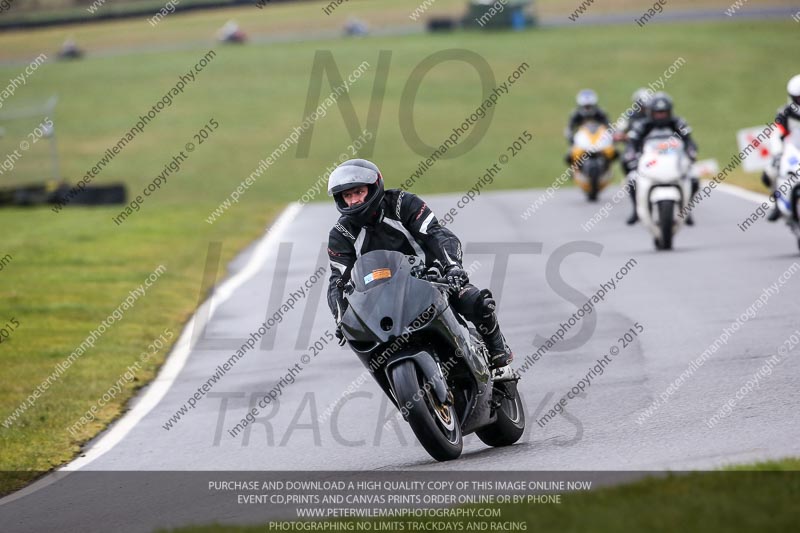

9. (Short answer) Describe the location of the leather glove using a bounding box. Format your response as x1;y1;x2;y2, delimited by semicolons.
341;279;355;296
444;266;469;292
425;263;444;282
335;324;346;346
623;148;638;163
410;263;427;279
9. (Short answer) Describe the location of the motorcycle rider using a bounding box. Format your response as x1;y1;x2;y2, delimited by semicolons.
619;88;653;139
764;74;800;222
326;159;514;375
620;88;653;224
564;89;611;165
624;92;699;225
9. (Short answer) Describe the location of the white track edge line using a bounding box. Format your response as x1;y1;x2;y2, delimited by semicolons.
0;202;303;506
713;181;769;204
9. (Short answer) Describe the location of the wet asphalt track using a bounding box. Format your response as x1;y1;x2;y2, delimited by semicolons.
2;183;799;532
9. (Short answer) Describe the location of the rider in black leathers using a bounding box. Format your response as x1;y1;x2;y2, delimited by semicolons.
564;89;611;166
326;159;513;372
624;93;699;225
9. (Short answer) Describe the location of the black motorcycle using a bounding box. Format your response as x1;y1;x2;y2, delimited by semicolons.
339;250;525;461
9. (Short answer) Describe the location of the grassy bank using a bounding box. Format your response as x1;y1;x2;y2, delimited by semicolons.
0;14;794;494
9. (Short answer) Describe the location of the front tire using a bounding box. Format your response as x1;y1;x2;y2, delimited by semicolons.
588;178;599;202
587;164;600;202
390;359;462;461
476;381;525;447
657;200;674;250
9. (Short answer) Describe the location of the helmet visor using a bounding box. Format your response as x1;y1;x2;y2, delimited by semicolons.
652;110;670;122
336;185;370;209
328;166;380;196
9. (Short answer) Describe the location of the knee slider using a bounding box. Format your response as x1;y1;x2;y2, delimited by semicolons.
478;288;496;318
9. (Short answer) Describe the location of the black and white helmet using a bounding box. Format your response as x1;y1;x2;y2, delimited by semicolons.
787;74;800;107
327;159;385;224
648;92;673;126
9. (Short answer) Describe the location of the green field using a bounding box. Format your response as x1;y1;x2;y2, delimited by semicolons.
0;7;795;494
2;0;797;60
165;459;800;533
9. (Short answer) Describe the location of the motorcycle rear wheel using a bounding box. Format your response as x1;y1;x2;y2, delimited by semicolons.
476;381;525;447
390;360;462;461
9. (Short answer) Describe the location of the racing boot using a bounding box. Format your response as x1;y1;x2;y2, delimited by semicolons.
471;290;515;380
478;318;514;381
767;200;781;222
626;179;638;225
685;177;699;226
763;172;781;222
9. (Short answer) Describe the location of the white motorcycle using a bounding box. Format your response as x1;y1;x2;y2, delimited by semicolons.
634;135;693;250
775;135;800;250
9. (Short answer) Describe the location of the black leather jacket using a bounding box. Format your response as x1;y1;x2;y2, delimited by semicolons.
627;116;698;158
326;189;462;319
566;107;611;141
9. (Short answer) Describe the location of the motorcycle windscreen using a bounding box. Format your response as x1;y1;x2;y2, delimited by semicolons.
344;250;442;343
574;121;613;150
642;135;685;155
639;136;690;180
350;250;408;292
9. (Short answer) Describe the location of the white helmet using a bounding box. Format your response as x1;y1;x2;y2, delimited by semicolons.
632;88;652;107
576;89;598;118
576;89;598;107
787;74;800;107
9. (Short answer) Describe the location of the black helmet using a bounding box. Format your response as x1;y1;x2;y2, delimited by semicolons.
648;92;673;126
327;159;385;225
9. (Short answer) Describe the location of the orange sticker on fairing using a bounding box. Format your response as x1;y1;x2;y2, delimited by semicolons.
372;268;392;280
363;268;392;284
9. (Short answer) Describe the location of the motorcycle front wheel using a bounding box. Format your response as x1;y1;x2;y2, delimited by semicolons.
587;166;601;202
656;199;675;250
588;179;599;201
390;359;462;461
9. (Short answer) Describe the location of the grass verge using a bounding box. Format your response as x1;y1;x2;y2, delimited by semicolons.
163;458;800;533
0;14;794;494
